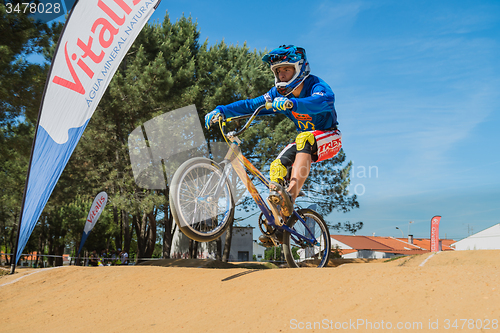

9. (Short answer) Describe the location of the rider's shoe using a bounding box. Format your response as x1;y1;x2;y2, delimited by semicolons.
258;230;284;247
258;234;278;248
268;181;293;217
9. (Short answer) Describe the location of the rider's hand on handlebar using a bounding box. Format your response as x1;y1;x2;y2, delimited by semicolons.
272;97;294;111
205;109;222;129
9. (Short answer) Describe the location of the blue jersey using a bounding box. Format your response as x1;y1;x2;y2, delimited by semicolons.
215;75;338;132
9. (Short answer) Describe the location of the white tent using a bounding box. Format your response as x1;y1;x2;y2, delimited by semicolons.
451;224;500;250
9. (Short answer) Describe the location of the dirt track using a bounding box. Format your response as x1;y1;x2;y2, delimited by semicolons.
1;250;499;332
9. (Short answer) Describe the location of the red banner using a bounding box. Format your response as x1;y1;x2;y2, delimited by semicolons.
430;216;441;252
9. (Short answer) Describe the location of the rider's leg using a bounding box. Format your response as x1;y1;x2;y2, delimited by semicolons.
269;158;288;185
268;132;315;216
287;128;343;202
268;156;294;217
287;152;312;203
285;131;315;203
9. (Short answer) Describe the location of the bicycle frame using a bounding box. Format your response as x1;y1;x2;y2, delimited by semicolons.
213;106;321;247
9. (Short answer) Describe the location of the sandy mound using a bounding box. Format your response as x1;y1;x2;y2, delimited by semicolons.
1;250;499;333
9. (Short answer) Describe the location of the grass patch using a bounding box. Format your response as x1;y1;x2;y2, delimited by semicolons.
397;254;420;266
384;256;405;263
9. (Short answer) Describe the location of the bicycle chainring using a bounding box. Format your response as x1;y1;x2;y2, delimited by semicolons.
258;212;276;235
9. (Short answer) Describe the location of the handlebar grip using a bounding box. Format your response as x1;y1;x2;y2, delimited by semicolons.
265;100;294;110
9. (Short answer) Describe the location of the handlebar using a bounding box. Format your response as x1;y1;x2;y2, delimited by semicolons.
220;101;293;139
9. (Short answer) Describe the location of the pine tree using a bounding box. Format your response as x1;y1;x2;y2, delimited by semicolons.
0;2;50;124
0;3;52;264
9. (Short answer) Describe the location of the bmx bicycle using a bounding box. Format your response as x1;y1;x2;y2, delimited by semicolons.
169;102;331;268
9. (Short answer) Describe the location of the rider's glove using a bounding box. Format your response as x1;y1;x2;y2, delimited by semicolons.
272;97;293;111
205;109;222;129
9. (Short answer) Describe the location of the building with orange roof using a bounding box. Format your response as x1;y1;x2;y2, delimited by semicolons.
331;235;454;259
396;237;455;251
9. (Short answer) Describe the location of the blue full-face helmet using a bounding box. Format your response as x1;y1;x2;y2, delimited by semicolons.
262;45;310;96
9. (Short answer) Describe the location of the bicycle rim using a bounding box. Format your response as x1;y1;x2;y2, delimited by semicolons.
173;160;233;240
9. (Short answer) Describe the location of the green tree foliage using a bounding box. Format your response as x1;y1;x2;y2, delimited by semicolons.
0;1;51;124
301;149;360;219
0;123;33;263
0;3;53;264
264;246;282;261
331;221;364;235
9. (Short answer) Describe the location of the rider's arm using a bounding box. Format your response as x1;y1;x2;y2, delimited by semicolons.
215;90;277;118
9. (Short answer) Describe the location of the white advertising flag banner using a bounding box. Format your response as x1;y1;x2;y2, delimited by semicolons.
15;0;161;264
84;192;108;234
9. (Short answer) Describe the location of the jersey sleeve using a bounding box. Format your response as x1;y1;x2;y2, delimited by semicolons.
215;88;278;117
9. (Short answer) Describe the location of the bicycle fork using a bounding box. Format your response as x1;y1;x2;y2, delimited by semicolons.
282;211;321;247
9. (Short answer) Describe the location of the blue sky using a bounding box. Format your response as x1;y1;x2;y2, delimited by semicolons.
42;0;499;241
149;0;500;241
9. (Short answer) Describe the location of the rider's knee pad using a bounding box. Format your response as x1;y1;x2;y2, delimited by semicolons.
269;159;287;183
296;132;315;153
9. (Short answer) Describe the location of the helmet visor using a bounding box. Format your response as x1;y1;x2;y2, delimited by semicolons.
262;46;301;66
265;54;289;66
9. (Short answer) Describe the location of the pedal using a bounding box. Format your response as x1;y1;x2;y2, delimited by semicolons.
268;190;282;204
268;182;293;217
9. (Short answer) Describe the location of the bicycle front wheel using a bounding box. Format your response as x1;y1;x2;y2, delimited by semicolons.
282;208;331;268
169;157;235;242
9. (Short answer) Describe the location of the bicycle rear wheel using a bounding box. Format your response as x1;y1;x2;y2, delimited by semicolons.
282;208;331;268
169;157;234;242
